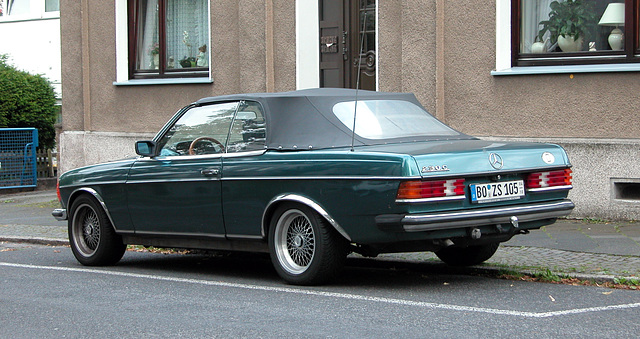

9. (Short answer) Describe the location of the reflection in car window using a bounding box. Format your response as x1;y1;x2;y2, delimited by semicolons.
333;100;459;139
227;101;266;153
157;102;238;156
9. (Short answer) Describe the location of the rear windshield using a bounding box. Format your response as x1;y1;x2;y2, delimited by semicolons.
333;100;459;140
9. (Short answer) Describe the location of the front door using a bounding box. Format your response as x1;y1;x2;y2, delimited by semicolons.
126;102;239;237
319;0;376;90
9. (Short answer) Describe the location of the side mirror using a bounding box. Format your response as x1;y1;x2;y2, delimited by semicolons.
135;140;157;157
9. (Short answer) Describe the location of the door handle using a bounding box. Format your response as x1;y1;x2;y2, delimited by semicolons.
201;168;220;177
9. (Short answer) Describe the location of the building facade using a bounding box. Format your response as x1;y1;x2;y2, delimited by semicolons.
59;0;640;220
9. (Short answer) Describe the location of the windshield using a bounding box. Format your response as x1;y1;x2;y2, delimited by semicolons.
333;100;459;140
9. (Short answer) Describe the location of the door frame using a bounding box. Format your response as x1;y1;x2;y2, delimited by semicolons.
295;0;378;91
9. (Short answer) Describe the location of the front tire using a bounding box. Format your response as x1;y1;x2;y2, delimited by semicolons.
268;204;347;285
69;195;126;266
435;242;500;266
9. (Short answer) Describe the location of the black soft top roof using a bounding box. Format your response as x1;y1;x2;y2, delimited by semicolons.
194;88;468;151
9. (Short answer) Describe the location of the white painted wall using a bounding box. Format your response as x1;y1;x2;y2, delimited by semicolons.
295;0;319;89
0;13;61;99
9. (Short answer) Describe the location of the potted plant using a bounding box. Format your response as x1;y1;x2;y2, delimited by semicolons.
538;0;597;52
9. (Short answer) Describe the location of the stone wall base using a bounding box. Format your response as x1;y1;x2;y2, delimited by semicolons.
58;131;154;175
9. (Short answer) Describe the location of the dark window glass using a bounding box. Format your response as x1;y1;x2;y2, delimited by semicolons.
129;0;209;79
514;0;639;66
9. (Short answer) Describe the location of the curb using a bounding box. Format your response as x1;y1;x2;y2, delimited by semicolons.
2;236;635;285
362;255;635;285
0;236;68;247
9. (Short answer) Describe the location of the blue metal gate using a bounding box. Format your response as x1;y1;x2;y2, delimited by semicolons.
0;128;39;189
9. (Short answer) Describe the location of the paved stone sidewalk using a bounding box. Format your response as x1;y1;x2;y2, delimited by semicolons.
373;245;640;280
0;224;68;246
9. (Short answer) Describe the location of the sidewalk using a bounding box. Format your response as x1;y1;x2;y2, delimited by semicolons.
1;190;639;282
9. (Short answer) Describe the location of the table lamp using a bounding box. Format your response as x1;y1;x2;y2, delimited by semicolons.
598;3;625;50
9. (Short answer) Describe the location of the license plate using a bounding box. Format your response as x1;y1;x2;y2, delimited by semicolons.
470;180;525;204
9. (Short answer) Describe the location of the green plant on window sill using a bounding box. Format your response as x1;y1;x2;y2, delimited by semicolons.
537;0;597;52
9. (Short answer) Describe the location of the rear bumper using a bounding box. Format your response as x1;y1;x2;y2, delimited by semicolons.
376;199;574;232
52;208;67;221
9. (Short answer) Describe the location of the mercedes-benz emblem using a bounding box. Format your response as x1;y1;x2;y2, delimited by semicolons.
489;153;503;170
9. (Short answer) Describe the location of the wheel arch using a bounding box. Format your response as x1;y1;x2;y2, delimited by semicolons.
68;187;118;231
261;194;352;242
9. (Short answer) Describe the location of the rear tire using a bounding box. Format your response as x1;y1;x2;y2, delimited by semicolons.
268;204;348;285
69;195;126;266
435;242;500;266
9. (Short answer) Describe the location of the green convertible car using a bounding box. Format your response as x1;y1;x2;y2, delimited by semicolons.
53;88;574;285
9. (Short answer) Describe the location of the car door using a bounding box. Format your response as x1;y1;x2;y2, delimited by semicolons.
126;101;239;236
220;101;269;238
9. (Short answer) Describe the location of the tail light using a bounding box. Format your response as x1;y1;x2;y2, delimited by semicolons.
526;169;572;190
397;179;465;202
56;180;61;202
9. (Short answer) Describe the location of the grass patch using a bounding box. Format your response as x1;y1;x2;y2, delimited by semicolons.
496;268;639;290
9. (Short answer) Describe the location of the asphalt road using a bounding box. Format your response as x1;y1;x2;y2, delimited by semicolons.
1;243;639;338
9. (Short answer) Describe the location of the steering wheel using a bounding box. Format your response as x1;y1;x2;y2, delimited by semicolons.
188;137;225;155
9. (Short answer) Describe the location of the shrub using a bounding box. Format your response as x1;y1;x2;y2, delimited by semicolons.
0;54;58;149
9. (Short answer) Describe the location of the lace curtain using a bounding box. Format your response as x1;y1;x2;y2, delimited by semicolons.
136;0;208;71
520;0;557;53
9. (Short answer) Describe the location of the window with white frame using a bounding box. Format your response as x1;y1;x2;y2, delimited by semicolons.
128;0;210;79
0;0;59;18
513;0;639;66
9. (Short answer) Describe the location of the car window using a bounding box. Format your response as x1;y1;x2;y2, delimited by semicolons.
333;100;459;139
156;102;238;156
226;101;267;153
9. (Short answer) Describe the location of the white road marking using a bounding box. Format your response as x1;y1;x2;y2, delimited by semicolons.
2;262;639;318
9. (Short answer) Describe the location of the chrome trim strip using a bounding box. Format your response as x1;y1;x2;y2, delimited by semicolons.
262;194;352;242
126;178;219;185
420;166;571;179
68;188;118;231
135;150;267;162
225;234;264;240
133;230;226;239
401;200;574;232
223;175;414;181
137;154;223;161
527;185;573;193
395;195;466;204
124;176;414;185
60;181;126;189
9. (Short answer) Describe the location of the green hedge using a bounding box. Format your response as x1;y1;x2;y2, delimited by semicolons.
0;54;57;150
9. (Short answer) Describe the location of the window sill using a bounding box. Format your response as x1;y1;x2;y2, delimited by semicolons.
113;78;213;86
491;63;640;76
0;14;60;23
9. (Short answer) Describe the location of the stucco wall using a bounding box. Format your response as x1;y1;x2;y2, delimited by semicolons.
438;1;639;139
378;1;438;113
60;0;296;136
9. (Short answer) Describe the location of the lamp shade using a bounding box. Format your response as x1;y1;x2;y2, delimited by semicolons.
599;3;625;26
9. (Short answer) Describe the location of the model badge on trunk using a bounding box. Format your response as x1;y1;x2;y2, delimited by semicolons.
421;165;449;173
